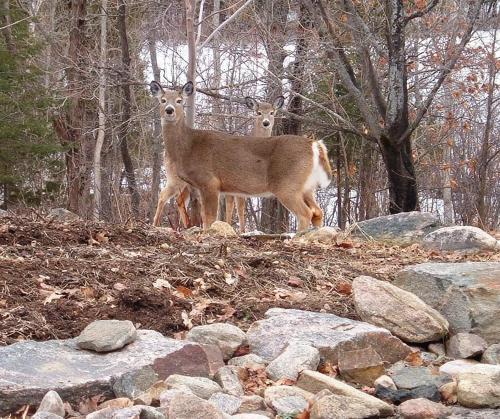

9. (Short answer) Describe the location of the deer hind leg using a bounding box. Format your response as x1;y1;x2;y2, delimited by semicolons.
304;191;323;227
153;179;185;227
276;192;312;233
236;197;246;233
175;186;191;228
225;195;235;225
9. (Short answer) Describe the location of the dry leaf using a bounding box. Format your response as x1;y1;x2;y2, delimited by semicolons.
335;281;352;295
318;361;338;377
80;287;96;299
233;344;250;357
217;305;236;321
275;378;296;386
176;285;194;298
405;350;423;366
287;276;304;288
95;232;109;244
43;291;64;305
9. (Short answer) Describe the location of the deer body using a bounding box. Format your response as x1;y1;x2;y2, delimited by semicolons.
151;81;331;231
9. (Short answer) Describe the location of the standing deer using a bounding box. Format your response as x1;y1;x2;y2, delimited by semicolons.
225;96;284;232
150;81;331;231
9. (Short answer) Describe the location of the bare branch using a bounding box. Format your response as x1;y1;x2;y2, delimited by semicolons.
405;0;440;24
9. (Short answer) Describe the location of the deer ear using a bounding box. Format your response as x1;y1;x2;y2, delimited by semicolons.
182;81;194;97
150;81;163;98
273;96;285;110
245;97;258;110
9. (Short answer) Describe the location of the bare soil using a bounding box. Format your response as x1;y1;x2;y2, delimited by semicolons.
1;215;498;346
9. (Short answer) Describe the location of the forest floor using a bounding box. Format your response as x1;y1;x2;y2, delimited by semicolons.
1;215;499;346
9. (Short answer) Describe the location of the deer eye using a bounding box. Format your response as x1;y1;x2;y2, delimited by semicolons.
257;111;262;115
176;98;182;104
270;111;274;115
161;98;166;103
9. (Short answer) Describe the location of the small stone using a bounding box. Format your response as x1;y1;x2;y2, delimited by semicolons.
187;323;246;360
113;366;159;399
310;394;379;419
238;395;266;413
207;221;237;236
214;366;245;396
164;374;222;399
374;375;397;390
481;344;500;365
421;351;438;365
76;319;137;352
338;347;385;386
111;405;165;419
266;343;320;381
456;369;500;408
228;354;268;368
446;333;488;359
208;392;242;415
36;391;65;417
428;343;446;357
31;413;63;419
263;385;313;415
439;381;458;405
168;392;225;418
399;398;451;418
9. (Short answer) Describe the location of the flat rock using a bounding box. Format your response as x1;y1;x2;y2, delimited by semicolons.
338;347;384;386
399;398;451;418
168;392;225;419
439;360;500;377
263;385;312;416
209;392;242;415
246;308;412;364
214;366;245;396
35;391;65;417
266;343;320;381
297;370;394;416
112;366;158;399
187;323;246;360
48;207;80;222
76;320;137;353
423;226;499;252
352;211;442;245
375;384;441;404
394;262;500;343
310;394;379;419
0;330;219;415
446;333;488;359
228;354;268;368
353;276;449;343
482;344;500;364
165;374;222;399
389;366;452;390
238;395;266;413
457;369;500;408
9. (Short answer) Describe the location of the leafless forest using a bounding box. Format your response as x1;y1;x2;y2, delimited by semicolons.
1;0;499;233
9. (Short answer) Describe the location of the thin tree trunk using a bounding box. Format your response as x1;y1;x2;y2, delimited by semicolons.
1;0;17;54
442;140;454;224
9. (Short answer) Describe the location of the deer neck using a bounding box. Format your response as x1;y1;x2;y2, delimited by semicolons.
161;119;192;163
253;124;272;138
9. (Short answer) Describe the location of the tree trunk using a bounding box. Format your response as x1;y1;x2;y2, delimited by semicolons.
117;0;140;218
358;142;378;220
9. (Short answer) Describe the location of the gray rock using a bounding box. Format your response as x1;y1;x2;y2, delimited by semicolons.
456;369;500;408
165;374;222;399
264;386;312;416
112;366;158;399
231;414;271;419
209;392;242;415
228;354;268;368
266;343;320;381
310;394;379;419
449;406;500;418
35;390;65;417
439;360;500;377
238;395;266;413
423;226;499;252
352;211;442;245
398;398;451;419
31;413;63;419
159;387;194;409
482;344;500;364
0;330;219;415
375;384;441;404
48;207;80;222
394;262;500;343
246;308;412;364
353;275;449;343
214;366;245;396
168;392;226;419
429;343;446;357
76;320;137;353
111;405;165;419
389;366;452;390
187;323;246;360
446;333;488;359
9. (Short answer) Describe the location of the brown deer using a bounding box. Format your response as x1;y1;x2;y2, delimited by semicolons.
150;81;331;231
225;96;284;232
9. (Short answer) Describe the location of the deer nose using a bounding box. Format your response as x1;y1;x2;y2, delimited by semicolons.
165;106;175;115
263;120;270;127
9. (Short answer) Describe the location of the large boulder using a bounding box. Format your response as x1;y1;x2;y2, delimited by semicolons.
352;212;442;245
353;276;449;343
246;308;412;364
394;262;500;343
423;226;499;252
0;330;222;415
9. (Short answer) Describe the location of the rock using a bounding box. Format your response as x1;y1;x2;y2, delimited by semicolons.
76;320;137;353
446;333;488;359
31;413;63;419
297;370;394;416
185;226;203;235
374;375;397;390
394;262;500;343
207;221;237;236
0;330;220;415
449;406;500;418
264;386;312;416
98;398;134;410
439;360;500;377
423;226;499;252
113;366;159;399
456;369;500;408
209;392;242;415
214;366;245;396
266;343;320;381
48;207;80;222
228;354;268;368
165;374;222;399
246;308;412;364
134;381;168;405
353;276;449;343
399;398;451;418
231;414;271;419
159;387;193;409
238;395;266;413
168;392;226;418
294;226;340;244
338;347;385;386
440;381;458;404
429;343;446;357
375;384;441;404
421;351;439;365
482;344;500;364
310;394;379;419
35;390;65;417
187;323;246;360
389;366;452;390
112;405;165;419
352;211;442;245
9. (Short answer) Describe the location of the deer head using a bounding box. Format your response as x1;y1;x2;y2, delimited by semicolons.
150;81;194;124
245;96;285;134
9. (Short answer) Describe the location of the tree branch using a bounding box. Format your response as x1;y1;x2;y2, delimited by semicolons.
405;0;440;24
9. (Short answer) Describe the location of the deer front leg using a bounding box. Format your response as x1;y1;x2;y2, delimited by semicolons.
236;197;246;233
153;179;185;227
175;186;191;228
199;187;220;230
225;195;235;225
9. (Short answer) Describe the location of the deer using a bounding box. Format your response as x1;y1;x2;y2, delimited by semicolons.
224;95;284;232
150;80;331;232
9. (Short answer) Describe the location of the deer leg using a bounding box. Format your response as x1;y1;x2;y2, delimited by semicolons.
236;197;246;233
199;187;220;230
175;186;191;228
153;180;185;227
225;195;235;225
276;193;312;233
304;191;323;227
